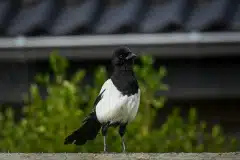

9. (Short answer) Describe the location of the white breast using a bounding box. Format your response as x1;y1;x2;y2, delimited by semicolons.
95;79;140;124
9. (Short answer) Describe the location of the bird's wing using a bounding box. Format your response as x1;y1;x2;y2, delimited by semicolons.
82;79;109;123
93;89;105;108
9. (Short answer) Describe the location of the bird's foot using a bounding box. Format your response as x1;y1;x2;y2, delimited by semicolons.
122;146;127;153
103;144;108;153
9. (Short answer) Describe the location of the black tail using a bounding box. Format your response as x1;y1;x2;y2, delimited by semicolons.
64;112;101;145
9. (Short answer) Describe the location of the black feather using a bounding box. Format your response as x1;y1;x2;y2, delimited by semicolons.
64;90;105;145
64;112;101;145
93;89;105;108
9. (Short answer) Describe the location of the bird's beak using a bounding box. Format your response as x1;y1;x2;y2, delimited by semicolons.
126;53;137;60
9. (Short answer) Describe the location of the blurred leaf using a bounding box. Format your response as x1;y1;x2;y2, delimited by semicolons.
0;51;238;153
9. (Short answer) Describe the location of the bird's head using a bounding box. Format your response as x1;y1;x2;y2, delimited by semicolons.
111;47;137;70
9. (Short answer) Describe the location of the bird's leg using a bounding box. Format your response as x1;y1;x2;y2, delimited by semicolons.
119;123;127;153
103;136;107;152
101;122;109;153
121;136;126;153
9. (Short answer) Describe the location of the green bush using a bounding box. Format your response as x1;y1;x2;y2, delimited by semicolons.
0;51;238;152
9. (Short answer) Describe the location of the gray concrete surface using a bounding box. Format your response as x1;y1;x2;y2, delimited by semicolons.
0;153;240;160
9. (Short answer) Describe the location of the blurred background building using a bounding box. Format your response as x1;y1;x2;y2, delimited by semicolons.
0;0;240;138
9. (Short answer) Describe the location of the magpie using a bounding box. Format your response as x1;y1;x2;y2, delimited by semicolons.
64;47;140;153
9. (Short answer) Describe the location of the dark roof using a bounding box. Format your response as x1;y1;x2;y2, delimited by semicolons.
0;0;239;36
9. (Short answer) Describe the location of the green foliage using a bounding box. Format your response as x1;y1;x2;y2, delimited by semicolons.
0;51;238;152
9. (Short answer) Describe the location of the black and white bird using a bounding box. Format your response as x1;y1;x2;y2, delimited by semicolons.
64;47;140;152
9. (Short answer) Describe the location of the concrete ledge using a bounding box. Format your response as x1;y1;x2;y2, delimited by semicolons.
0;153;240;160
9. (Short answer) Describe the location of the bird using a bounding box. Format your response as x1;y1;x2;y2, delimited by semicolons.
64;47;140;153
